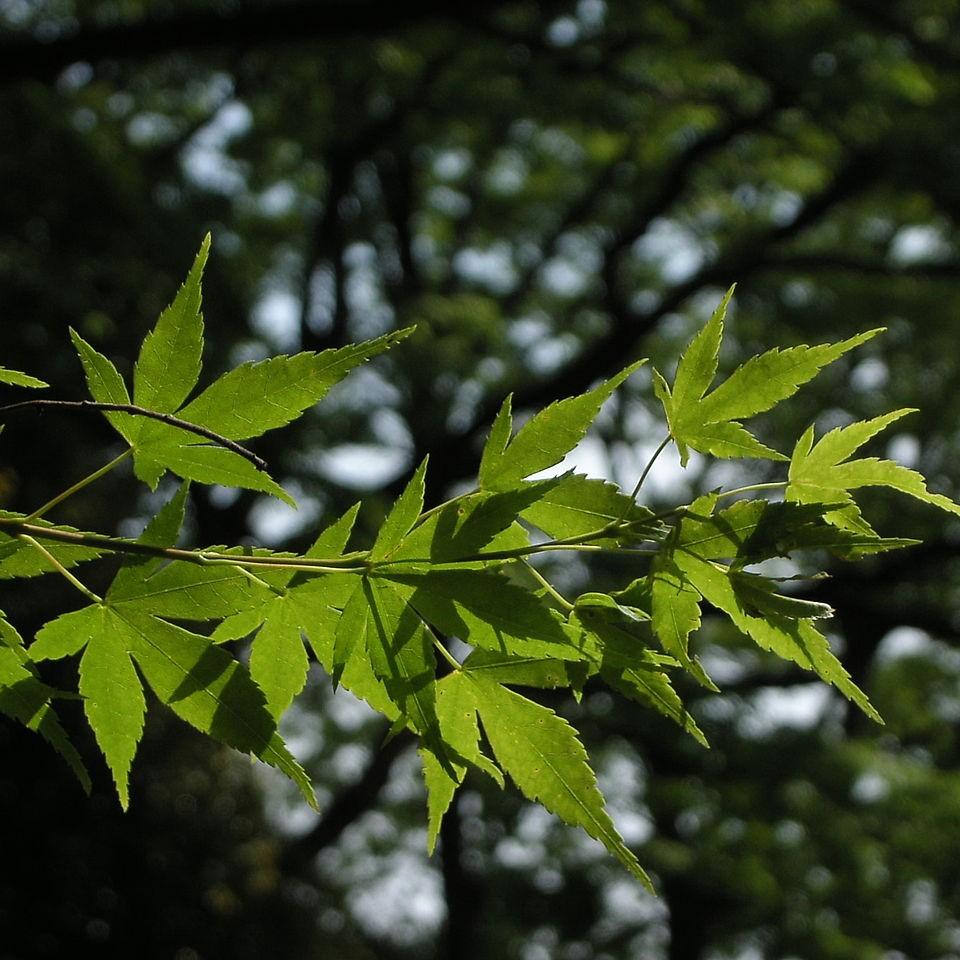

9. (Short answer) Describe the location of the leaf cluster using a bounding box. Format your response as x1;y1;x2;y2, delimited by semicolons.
1;245;956;889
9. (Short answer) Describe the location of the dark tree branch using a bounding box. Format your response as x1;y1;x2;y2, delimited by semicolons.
760;252;960;279
440;789;483;960
298;52;451;350
380;151;422;302
280;726;414;873
0;0;517;83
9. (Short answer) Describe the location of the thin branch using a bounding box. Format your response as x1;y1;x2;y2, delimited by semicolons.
27;448;133;520
17;535;103;604
0;516;363;572
433;637;463;672
0;399;267;472
524;563;574;612
629;435;672;503
0;510;653;575
714;481;787;502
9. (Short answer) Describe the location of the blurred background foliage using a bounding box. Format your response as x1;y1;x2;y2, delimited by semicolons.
2;1;960;958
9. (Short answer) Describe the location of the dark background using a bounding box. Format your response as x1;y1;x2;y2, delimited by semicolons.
2;2;960;958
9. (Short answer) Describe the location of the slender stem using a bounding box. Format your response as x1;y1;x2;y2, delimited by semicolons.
0;516;368;572
715;481;788;501
627;434;672;504
0;509;655;577
231;564;285;596
27;448;133;520
650;504;686;522
524;562;574;611
0;399;267;471
18;535;102;603
432;637;461;672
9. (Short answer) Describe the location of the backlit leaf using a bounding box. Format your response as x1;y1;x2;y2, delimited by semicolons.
788;410;960;522
132;235;209;419
480;359;646;490
0;366;47;389
78;607;145;809
469;674;652;889
658;287;880;465
178;329;413;440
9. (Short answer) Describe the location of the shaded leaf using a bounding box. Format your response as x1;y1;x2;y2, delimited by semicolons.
462;649;590;690
421;671;503;853
0;615;89;791
520;473;654;540
384;569;588;661
388;488;542;565
674;550;879;721
115;608;316;808
362;578;438;738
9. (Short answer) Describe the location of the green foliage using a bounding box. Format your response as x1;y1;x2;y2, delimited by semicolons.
2;241;958;887
0;367;47;389
654;286;882;466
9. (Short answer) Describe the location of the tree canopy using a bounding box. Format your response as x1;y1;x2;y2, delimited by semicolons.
3;2;960;959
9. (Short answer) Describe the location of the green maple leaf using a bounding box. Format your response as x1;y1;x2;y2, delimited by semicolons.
467;673;652;890
238;504;360;717
333;577;439;738
460;649;590;690
29;487;316;809
386;485;553;567
0;366;48;389
674;553;879;721
655;286;883;465
569;598;707;745
667;496;880;720
177;332;413;440
648;551;715;691
384;568;589;661
371;457;429;560
77;606;144;809
70;236;411;504
133;236;210;420
420;671;504;854
105;483;259;622
519;473;658;541
32;601;316;809
787;408;960;530
324;579;400;720
479;358;646;490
